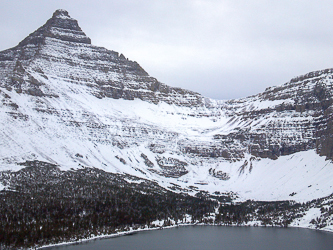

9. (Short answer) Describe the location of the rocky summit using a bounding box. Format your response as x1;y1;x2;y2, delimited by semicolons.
0;10;333;203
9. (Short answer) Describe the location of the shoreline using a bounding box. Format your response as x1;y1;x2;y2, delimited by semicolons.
37;222;333;249
38;224;187;249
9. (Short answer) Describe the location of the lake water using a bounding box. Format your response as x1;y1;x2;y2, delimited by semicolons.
48;226;333;250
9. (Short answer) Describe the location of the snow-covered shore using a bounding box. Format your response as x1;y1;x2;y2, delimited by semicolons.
37;218;333;250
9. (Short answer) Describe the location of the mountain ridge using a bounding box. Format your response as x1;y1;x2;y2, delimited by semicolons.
0;9;204;108
0;9;332;202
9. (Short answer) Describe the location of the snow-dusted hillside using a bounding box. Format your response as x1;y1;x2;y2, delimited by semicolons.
0;9;333;204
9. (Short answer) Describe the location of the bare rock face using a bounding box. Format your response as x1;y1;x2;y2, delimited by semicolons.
155;156;188;178
316;105;333;159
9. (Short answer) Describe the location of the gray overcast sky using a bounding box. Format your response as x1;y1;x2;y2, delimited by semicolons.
1;0;333;100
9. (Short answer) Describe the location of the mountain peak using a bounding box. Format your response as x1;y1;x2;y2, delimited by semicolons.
18;9;91;46
52;9;71;19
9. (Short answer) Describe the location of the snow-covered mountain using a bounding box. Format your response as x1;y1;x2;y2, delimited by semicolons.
0;9;333;203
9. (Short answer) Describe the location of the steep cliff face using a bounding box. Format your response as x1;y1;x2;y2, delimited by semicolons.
207;68;333;161
0;10;332;202
316;104;333;159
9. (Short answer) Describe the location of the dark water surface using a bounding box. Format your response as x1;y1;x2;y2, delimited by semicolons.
48;226;333;250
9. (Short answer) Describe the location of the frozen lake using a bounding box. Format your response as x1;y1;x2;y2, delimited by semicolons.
48;226;333;250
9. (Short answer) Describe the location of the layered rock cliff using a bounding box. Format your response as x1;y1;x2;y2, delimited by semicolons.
0;9;203;106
